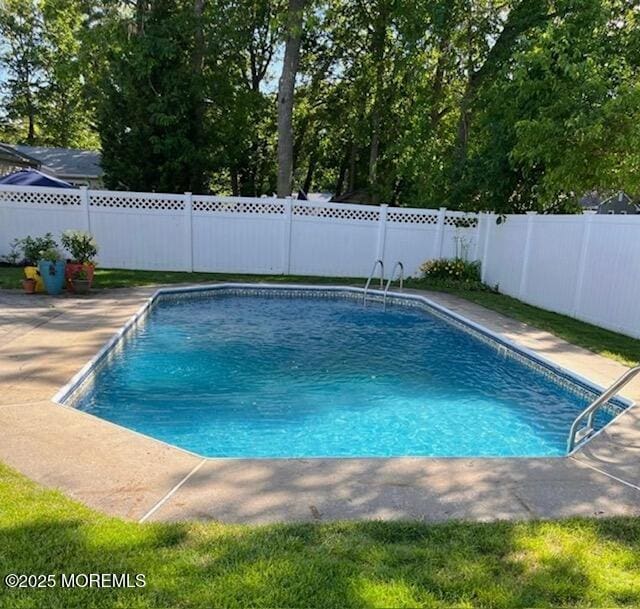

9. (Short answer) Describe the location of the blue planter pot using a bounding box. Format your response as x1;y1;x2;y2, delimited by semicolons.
38;260;66;295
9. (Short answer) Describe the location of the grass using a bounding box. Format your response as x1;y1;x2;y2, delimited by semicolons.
1;462;640;608
413;279;640;368
2;266;638;367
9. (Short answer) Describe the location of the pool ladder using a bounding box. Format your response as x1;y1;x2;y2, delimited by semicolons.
363;260;404;309
567;364;640;453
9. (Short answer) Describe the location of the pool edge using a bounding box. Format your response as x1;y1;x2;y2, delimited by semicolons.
51;282;637;459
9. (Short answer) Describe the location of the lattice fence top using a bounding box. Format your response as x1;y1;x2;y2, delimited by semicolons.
193;199;285;214
293;204;379;222
444;215;478;228
0;185;481;229
90;193;185;211
0;188;81;207
387;210;439;225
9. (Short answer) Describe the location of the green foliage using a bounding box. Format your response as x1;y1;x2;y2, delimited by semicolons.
0;0;97;147
3;460;640;608
61;229;97;263
420;258;482;282
38;245;62;262
0;0;638;208
18;233;58;264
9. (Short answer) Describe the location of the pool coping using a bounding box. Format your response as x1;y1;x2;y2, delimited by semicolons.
2;284;639;523
52;283;635;460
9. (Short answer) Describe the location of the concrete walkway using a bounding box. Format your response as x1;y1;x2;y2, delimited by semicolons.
0;285;638;523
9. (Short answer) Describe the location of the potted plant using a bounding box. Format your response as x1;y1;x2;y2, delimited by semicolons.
61;230;98;291
22;277;37;294
71;267;91;294
37;247;66;295
20;233;57;293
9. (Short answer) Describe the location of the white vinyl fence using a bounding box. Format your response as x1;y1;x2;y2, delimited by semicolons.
0;185;477;279
479;211;640;339
1;184;639;339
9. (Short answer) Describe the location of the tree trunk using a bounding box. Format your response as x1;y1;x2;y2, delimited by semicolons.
190;0;206;193
334;148;349;196
347;141;357;192
367;2;389;205
452;0;553;168
276;0;306;198
230;167;239;196
303;148;317;193
26;106;35;144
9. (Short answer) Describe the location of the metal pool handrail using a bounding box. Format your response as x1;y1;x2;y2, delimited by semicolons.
383;261;404;311
567;365;640;453
363;259;384;305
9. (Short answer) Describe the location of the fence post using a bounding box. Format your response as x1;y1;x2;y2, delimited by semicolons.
376;204;388;271
572;211;595;316
80;186;91;232
283;197;293;275
473;212;483;261
184;192;193;272
518;211;537;298
433;207;447;259
481;212;495;284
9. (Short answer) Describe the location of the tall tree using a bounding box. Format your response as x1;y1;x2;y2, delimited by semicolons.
276;0;306;197
0;0;46;143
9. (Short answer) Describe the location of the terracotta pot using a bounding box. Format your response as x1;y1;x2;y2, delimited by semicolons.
72;279;90;294
22;278;36;294
66;262;95;291
24;266;45;292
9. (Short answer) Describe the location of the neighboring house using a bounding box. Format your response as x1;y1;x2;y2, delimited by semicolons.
0;144;39;176
0;143;103;188
580;190;639;215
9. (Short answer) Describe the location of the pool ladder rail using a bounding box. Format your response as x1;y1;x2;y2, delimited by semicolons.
363;260;404;309
567;364;640;453
383;261;404;310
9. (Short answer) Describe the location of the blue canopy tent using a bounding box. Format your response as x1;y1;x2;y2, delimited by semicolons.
0;169;75;188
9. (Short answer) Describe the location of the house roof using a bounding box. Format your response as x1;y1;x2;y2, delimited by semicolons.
0;143;40;168
3;144;102;179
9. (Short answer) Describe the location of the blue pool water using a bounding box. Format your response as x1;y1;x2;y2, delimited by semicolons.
72;291;613;458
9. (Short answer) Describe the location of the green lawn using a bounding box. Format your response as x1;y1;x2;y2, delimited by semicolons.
2;266;638;367
1;462;639;608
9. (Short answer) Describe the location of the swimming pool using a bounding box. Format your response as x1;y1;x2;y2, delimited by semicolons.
59;285;630;458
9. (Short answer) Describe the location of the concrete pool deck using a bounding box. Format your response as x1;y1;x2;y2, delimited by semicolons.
0;285;638;523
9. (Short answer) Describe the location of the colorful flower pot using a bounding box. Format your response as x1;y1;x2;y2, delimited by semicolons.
38;260;66;295
65;262;95;292
22;278;36;294
24;266;45;293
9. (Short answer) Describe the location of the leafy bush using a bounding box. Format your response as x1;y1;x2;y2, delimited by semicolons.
19;233;58;264
39;247;62;263
419;258;481;282
61;230;98;263
0;239;22;265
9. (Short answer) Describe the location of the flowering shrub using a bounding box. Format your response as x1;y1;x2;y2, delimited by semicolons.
61;230;98;264
19;233;58;264
39;247;62;263
419;258;481;282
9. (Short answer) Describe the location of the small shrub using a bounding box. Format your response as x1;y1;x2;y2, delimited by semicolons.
0;238;22;265
39;247;62;263
73;267;88;280
61;230;98;264
19;234;58;265
419;258;481;282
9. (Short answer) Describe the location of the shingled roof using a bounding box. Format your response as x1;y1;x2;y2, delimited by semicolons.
4;144;102;179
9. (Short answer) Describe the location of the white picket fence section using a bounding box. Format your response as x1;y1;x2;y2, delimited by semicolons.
0;185;477;279
1;184;638;339
479;211;640;339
